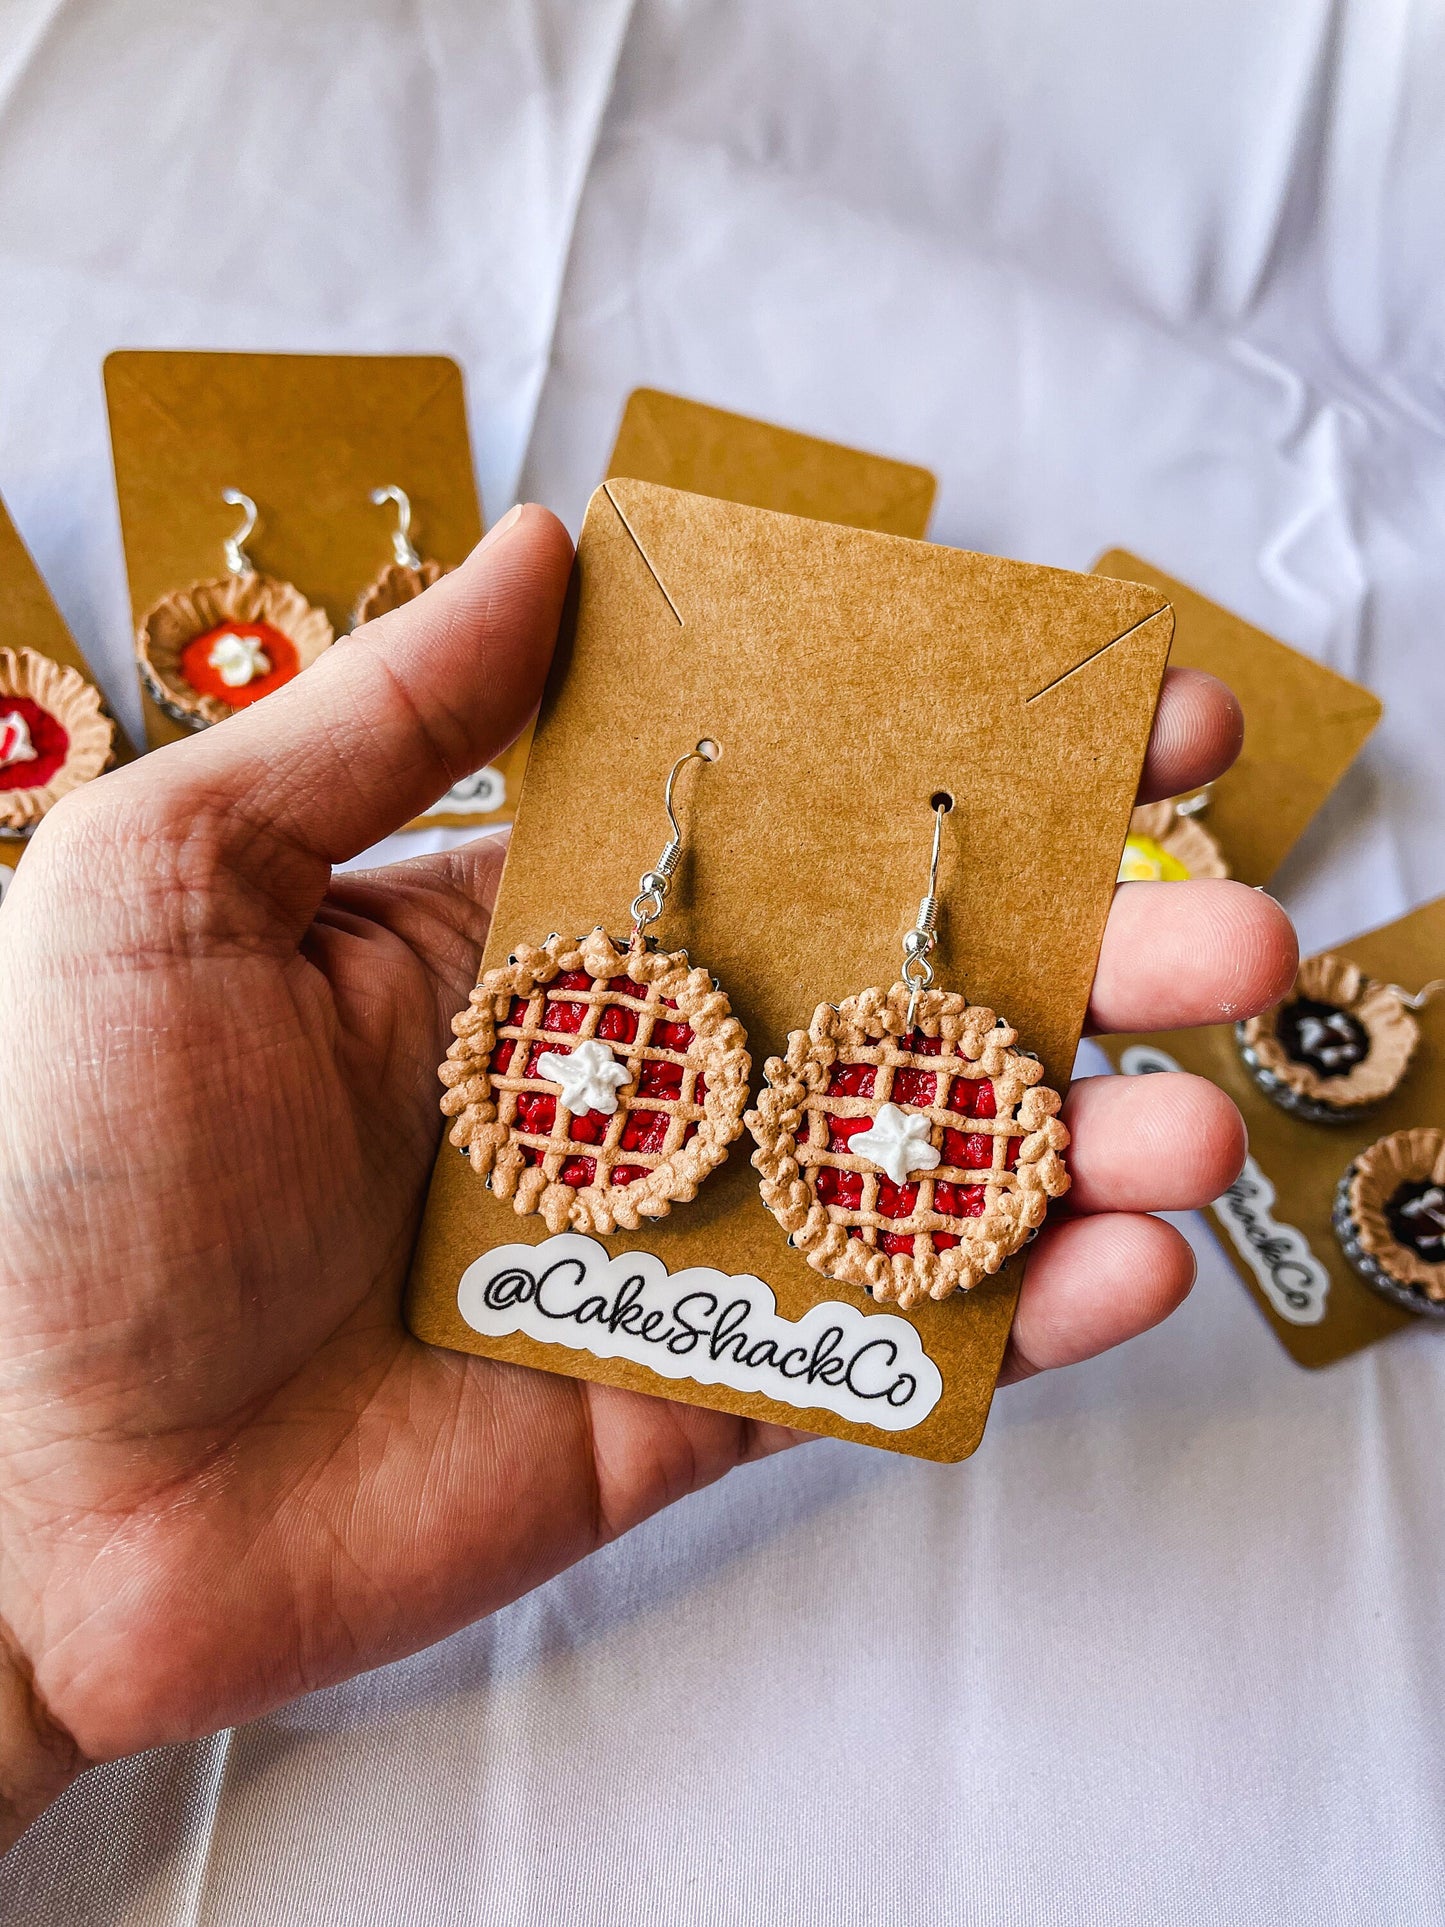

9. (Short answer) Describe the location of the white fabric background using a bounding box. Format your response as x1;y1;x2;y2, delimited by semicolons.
3;0;1445;1920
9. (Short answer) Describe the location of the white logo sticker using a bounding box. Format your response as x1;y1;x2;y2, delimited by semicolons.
1119;1044;1331;1326
457;1233;945;1431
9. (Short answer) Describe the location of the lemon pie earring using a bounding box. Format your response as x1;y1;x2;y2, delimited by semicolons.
135;489;334;731
1119;787;1227;881
747;795;1071;1308
439;741;752;1235
353;485;446;625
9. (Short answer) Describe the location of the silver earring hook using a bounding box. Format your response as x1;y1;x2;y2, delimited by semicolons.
903;795;952;1030
630;739;720;944
1388;977;1445;1012
221;488;257;576
370;484;422;569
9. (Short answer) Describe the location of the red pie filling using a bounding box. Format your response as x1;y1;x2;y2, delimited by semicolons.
0;697;68;791
827;1063;877;1098
179;621;299;707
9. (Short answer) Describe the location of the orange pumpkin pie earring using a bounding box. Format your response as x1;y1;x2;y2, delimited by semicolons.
353;485;446;625
135;489;334;731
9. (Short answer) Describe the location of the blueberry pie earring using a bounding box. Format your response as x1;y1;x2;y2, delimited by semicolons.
353;485;446;625
747;794;1071;1308
439;741;751;1234
1334;1128;1445;1316
1236;953;1443;1123
136;489;334;731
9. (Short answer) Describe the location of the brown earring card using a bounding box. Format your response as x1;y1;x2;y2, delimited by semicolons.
1093;551;1381;885
0;488;137;892
103;350;528;832
1109;896;1445;1366
607;389;936;538
405;483;1173;1461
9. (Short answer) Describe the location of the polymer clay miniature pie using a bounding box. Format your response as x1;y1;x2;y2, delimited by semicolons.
0;646;115;835
1237;952;1419;1123
440;928;751;1235
136;575;334;730
1118;799;1229;882
1333;1128;1445;1317
747;982;1070;1309
354;558;446;625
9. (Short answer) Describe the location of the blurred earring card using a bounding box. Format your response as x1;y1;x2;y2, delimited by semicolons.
407;482;1171;1462
1093;552;1381;886
607;388;936;538
103;349;527;830
1112;896;1444;1367
0;489;134;893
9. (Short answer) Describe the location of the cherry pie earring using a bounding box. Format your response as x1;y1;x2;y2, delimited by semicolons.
1118;786;1227;881
1237;955;1442;1123
353;485;447;625
439;741;752;1234
747;796;1071;1308
0;647;116;839
136;489;334;731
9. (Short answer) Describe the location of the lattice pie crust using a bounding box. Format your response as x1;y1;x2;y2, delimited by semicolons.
748;982;1070;1308
441;928;751;1234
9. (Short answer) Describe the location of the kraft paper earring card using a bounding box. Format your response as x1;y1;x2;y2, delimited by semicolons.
1113;897;1445;1367
0;489;135;899
607;389;936;539
104;350;526;831
1094;552;1381;886
406;483;1172;1462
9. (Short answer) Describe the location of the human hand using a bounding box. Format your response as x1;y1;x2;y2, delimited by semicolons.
0;506;1294;1843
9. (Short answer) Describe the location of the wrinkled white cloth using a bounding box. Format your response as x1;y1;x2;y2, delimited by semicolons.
3;1;1445;1921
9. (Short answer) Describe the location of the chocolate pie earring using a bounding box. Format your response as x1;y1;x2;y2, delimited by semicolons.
1118;787;1227;882
747;796;1071;1309
136;489;334;731
0;647;116;839
353;485;446;625
439;741;751;1234
1237;955;1443;1123
1334;1128;1445;1317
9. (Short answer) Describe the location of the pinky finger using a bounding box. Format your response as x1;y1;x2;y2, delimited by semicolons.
1000;1212;1197;1386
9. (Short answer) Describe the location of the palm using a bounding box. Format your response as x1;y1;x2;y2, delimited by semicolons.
0;508;1293;1838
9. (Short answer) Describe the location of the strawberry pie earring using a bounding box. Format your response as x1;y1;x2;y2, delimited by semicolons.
353;485;446;625
439;740;751;1234
135;489;334;730
747;795;1071;1309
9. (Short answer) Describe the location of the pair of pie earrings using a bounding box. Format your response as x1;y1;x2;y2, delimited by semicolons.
1237;954;1445;1317
136;484;444;730
439;747;1071;1309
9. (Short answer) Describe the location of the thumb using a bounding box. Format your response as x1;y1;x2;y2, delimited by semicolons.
127;502;572;868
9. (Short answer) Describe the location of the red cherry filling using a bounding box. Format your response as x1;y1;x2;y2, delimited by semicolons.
0;697;68;791
555;970;592;990
815;1166;863;1210
611;1165;648;1187
620;1109;671;1155
515;1092;556;1136
567;1110;610;1144
636;1059;683;1099
906;1031;943;1056
493;1038;516;1075
825;1114;874;1153
1006;1137;1023;1169
892;1068;937;1107
598;1004;639;1044
542;996;587;1034
524;1039;566;1076
506;996;530;1026
878;1232;916;1255
942;1129;995;1170
935;1180;987;1217
827;1063;877;1098
876;1179;919;1219
652;1019;694;1052
947;1076;996;1118
559;1156;596;1186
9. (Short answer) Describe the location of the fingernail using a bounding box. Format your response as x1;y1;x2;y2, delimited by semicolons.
478;503;524;551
